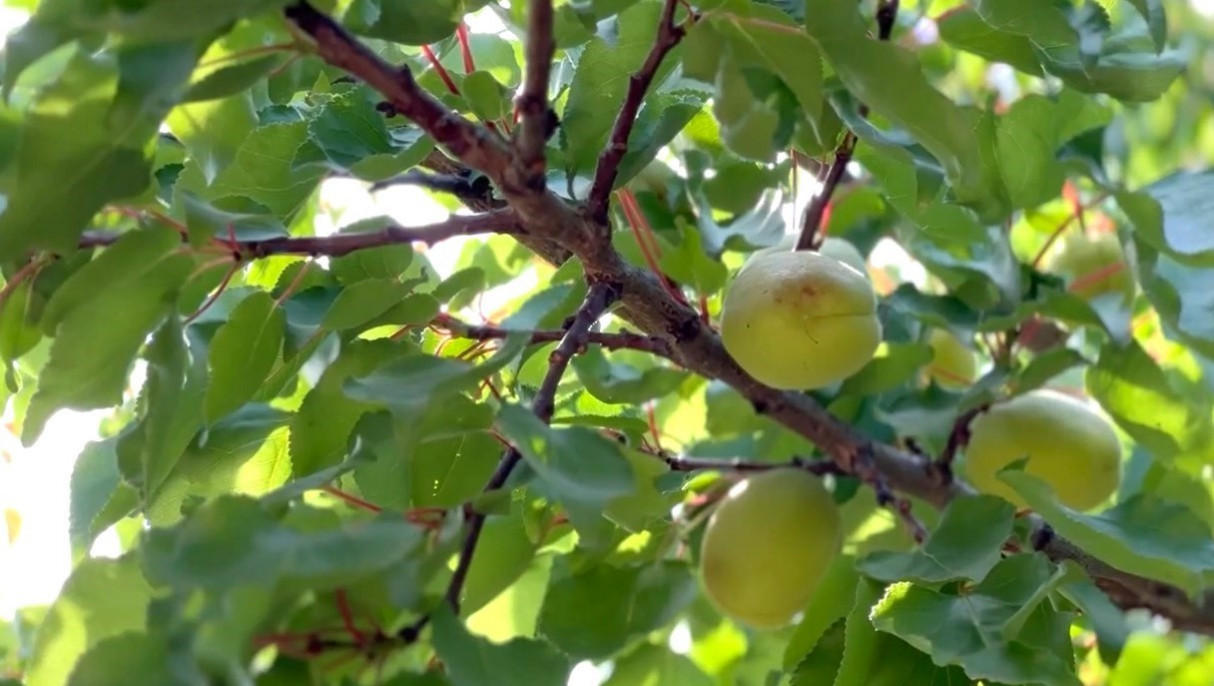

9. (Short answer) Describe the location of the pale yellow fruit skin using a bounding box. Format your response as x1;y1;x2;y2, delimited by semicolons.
742;235;868;278
1046;232;1135;302
925;329;977;390
721;250;881;390
961;389;1122;511
699;469;841;629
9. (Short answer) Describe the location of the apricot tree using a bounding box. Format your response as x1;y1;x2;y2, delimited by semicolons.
0;0;1213;684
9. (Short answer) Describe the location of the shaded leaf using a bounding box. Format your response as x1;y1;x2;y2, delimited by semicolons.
1002;470;1214;597
431;607;569;686
205;291;284;422
858;495;1015;584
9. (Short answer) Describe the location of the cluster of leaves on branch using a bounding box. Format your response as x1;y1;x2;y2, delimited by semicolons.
1;0;1214;684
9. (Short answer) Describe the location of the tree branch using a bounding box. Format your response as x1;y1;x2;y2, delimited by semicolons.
662;453;845;476
441;282;619;615
278;0;1214;636
431;312;675;359
585;0;687;223
369;168;492;203
78;210;519;258
514;0;557;186
794;0;899;251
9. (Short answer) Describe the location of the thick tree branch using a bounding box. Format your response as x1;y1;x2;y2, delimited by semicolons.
78;210;519;257
514;0;557;185
794;0;899;251
441;282;619;615
278;0;1214;636
431;312;675;359
585;0;687;223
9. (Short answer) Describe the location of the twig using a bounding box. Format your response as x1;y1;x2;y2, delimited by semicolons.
514;0;557;185
936;404;988;484
662;453;845;476
439;281;619;618
431;313;676;359
284;1;513;178
585;0;688;222
1031;190;1111;267
78;210;519;258
0;258;45;314
368;168;494;205
794;0;899;251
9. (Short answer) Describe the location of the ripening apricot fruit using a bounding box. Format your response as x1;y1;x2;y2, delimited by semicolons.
698;469;841;629
961;389;1122;511
1045;232;1135;302
721;250;881;390
925;328;977;390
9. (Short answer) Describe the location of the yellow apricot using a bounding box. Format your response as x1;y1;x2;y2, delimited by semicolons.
721;250;881;390
698;469;841;629
925;328;977;390
1045;232;1135;302
961;389;1122;511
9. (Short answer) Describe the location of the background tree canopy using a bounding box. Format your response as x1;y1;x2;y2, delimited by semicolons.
1;0;1214;683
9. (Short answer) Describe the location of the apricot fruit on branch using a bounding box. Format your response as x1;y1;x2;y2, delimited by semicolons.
1045;232;1135;302
925;328;977;390
960;389;1122;511
721;249;881;390
698;469;841;629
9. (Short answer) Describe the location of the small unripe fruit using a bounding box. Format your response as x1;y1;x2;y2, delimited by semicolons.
698;469;841;629
961;389;1122;511
925;329;977;390
1046;232;1135;302
721;250;881;390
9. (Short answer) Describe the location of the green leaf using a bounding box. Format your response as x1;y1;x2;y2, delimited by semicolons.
571;347;688;404
182;54;284;103
872;554;1081;686
462;71;511;121
26;555;155;686
1014;347;1088;394
0;53;155;261
1119;171;1214;263
1127;0;1167;53
788;619;845;685
206;120;326;218
858;495;1015;584
303;89;434;180
937;6;1042;75
562;1;678;172
64;633;204;686
1057;575;1129;665
460;508;540;616
142;495;426;591
805;0;1006;219
1085;340;1212;461
205;291;284;422
538;560;698;659
837;578;977;686
116;315;201;506
603;643;713;686
290;339;413;477
0;279;43;363
1001;471;1214;597
840;342;933;396
496;404;635;525
431;607;570;686
166;92;257;184
320;278;416;331
144;404;291;523
782;554;860;670
24;251;192;444
343;0;463;46
68;438;133;554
